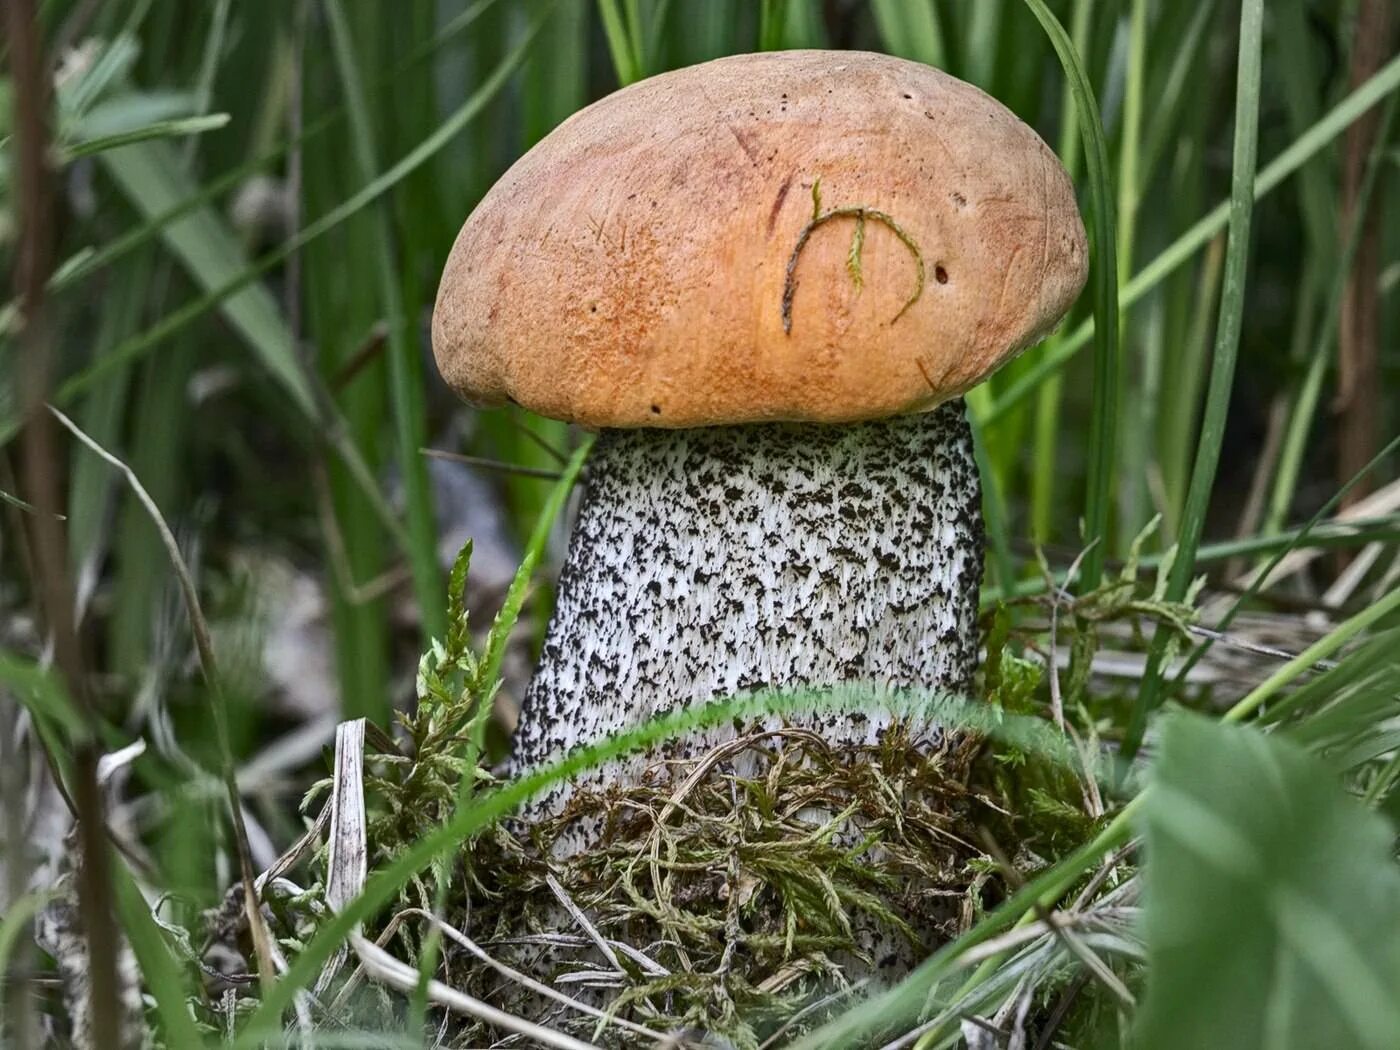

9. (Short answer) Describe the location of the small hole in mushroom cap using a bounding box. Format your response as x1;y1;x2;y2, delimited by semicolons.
935;265;949;284
650;404;662;415
589;303;598;313
902;93;912;100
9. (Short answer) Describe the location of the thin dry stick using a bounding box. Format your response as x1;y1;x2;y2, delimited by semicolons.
311;459;410;606
1066;721;1105;820
1321;541;1382;607
422;447;565;480
8;0;123;1039
257;803;331;892
504;408;571;465
330;321;389;390
1184;624;1339;670
1033;969;1091;1050
323;908;408;1018
397;908;666;1043
991;973;1035;1049
347;933;602;1050
1037;543;1105;816
952;918;1061;970
1231;476;1400;591
1370;550;1400;604
49;405;276;987
545;874;625;976
489;933;669;977
316;719;367;997
1230;390;1289;568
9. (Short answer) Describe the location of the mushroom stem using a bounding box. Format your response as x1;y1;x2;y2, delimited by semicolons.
509;400;983;821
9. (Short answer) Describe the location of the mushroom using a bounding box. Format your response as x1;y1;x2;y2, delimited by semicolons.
432;51;1086;827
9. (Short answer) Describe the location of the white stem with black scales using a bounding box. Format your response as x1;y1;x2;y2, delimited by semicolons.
508;400;983;824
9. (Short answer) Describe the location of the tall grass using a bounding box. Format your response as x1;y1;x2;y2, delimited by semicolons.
1123;0;1265;761
3;1;1399;1047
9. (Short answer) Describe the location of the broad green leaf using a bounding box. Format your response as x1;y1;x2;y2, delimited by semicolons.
1137;714;1400;1050
98;138;319;418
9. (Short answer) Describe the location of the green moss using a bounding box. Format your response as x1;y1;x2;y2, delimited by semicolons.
781;185;927;334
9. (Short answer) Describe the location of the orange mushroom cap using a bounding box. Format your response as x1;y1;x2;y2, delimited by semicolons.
433;50;1087;428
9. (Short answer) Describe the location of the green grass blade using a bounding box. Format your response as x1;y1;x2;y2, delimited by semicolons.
0;488;50;515
107;337;194;679
598;0;641;85
0;890;50;1040
780;0;826;48
758;0;788;50
111;860;204;1047
1224;585;1400;726
1273;0;1338;270
61;112;230;159
1122;0;1265;760
1115;0;1149;544
477;436;594;703
969;415;1016;596
1029;0;1092;545
66;252;151;604
1158;234;1224;532
624;0;647;73
1021;0;1119;592
303;4;393;726
56;34;141;120
964;0;1005;90
1136;0;1215;190
324;0;445;646
410;434;593;1031
871;0;946;68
